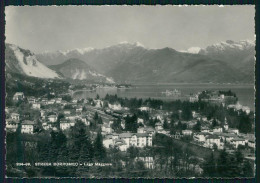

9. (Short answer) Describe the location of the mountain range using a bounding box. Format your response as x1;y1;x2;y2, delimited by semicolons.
48;58;114;83
5;44;114;83
35;40;255;84
4;40;255;84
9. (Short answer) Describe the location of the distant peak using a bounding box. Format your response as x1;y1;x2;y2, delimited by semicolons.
179;47;201;54
117;41;145;48
60;47;94;55
133;42;145;47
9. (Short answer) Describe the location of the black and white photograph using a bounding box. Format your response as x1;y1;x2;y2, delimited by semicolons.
4;5;255;178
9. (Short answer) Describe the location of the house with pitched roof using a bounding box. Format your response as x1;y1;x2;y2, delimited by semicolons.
48;115;57;123
13;92;24;101
21;120;36;134
231;138;246;148
205;134;223;149
6;119;19;132
11;113;20;121
60;119;75;131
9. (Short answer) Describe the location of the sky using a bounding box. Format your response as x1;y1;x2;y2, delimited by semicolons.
5;5;255;53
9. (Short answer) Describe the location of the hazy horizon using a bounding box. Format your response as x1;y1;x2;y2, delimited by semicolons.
5;5;255;53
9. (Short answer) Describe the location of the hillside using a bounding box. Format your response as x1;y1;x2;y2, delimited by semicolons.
49;58;114;83
199;40;255;77
35;40;255;84
5;43;60;79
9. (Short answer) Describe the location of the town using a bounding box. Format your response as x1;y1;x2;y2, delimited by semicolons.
5;84;255;177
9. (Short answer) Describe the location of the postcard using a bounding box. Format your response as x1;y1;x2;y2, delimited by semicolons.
4;5;255;178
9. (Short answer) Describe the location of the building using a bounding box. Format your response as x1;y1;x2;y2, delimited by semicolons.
187;120;197;129
136;133;152;147
182;130;193;136
213;126;223;133
103;135;114;148
108;103;122;111
72;99;78;104
139;106;150;112
155;122;163;131
205;135;222;149
76;107;83;113
60;100;68;106
248;139;255;148
60;120;75;131
32;103;41;109
114;139;128;151
103;132;153;151
102;124;113;134
64;110;71;115
227;103;250;114
94;99;104;108
27;97;36;104
201;127;210;133
47;99;55;105
42;122;53;130
171;132;183;139
135;157;154;169
40;110;45;117
13;92;25;101
55;98;62;104
231;138;246;148
228;128;239;135
21;120;36;134
137;118;144;125
41;98;48;105
193;132;207;142
189;94;199;102
48;115;57;122
6;119;19;132
11;113;20;120
157;129;170;135
137;127;155;135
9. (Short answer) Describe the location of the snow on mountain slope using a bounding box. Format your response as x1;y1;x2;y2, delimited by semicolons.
179;47;201;54
199;40;255;54
6;44;60;79
49;58;115;83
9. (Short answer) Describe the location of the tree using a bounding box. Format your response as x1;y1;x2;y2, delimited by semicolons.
125;114;138;132
127;146;139;159
76;136;94;177
62;95;72;102
213;143;218;151
111;119;122;133
193;120;201;132
203;152;216;177
163;119;169;129
242;160;254;177
238;112;252;133
212;118;218;128
94;132;106;161
134;160;147;177
57;113;65;123
97;117;103;124
181;104;192;120
217;149;229;176
96;94;100;100
93;112;99;121
235;150;244;164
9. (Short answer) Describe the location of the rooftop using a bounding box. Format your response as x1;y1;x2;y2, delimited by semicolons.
22;120;36;125
136;133;149;137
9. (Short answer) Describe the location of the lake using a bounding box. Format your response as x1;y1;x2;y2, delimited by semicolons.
73;84;255;111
